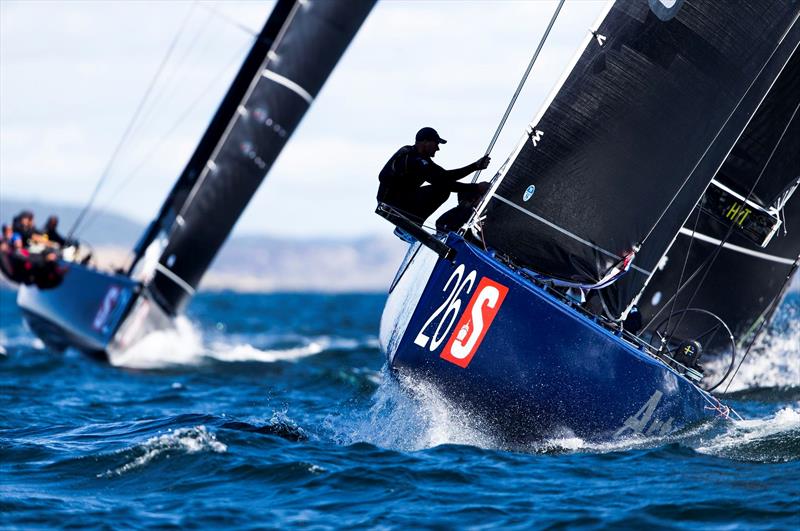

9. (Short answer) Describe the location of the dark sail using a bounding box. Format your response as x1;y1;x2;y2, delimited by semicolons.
638;46;800;347
476;0;800;318
130;0;375;314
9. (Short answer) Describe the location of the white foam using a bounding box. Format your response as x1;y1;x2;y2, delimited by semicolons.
108;315;367;369
206;340;324;363
108;316;204;369
101;425;226;477
693;406;800;458
704;318;800;392
332;368;498;452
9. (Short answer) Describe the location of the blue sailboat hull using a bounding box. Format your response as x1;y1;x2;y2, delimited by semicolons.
381;235;723;443
17;263;173;362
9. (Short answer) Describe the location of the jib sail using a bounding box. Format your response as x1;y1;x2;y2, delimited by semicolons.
474;0;800;319
638;45;800;346
129;0;375;314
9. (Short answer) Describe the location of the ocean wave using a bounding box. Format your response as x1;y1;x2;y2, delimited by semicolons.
524;405;800;463
108;316;375;369
332;367;799;463
692;406;800;463
100;425;227;478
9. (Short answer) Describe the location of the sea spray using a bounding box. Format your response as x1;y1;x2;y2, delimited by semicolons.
693;406;800;463
329;367;498;451
704;313;800;393
108;316;204;369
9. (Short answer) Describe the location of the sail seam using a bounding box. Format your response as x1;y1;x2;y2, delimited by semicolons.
493;194;650;275
677;228;795;265
155;263;196;296
262;69;313;104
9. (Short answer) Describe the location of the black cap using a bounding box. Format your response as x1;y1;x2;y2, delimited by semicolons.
415;127;447;144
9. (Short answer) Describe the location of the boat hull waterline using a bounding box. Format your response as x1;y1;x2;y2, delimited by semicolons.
17;263;172;362
380;235;727;443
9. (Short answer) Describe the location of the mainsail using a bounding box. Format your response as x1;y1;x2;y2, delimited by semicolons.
129;0;375;314
638;46;800;346
475;0;800;319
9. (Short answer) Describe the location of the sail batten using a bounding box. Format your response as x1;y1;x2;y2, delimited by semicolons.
476;0;800;318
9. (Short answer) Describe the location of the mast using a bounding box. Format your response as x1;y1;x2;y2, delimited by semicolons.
473;0;800;319
128;0;375;315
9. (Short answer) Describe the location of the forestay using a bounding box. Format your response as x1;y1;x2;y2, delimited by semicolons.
129;0;375;314
475;0;800;319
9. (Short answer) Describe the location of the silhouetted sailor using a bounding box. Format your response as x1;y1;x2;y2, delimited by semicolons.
44;216;67;247
377;127;490;228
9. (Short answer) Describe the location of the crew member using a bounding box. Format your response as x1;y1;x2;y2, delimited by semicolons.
44;216;66;247
377;127;490;229
12;211;37;246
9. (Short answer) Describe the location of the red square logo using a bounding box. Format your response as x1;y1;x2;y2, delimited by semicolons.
440;277;508;368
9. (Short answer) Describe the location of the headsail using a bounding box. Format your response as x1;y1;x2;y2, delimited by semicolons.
475;0;800;318
638;46;800;347
129;0;375;314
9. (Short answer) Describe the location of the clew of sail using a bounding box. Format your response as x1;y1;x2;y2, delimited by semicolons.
129;0;375;315
473;0;800;319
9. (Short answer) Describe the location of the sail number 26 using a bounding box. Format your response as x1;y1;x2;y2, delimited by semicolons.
414;264;509;368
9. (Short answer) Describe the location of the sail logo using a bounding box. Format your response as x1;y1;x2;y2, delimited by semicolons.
648;0;685;21
440;277;508;368
93;286;121;332
614;391;675;437
523;185;536;202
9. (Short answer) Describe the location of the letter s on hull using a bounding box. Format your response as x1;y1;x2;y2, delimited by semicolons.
441;277;508;368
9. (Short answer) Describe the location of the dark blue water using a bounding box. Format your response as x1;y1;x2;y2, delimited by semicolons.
2;290;798;529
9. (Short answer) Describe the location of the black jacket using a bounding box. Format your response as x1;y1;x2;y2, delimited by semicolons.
377;145;477;204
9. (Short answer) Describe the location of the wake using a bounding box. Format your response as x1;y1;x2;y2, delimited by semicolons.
107;316;373;369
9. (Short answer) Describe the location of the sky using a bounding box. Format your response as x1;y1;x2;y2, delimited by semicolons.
1;0;608;239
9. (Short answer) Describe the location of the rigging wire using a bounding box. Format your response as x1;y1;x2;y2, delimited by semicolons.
660;201;703;343
638;28;799;250
197;1;258;37
661;102;799;353
125;4;212;151
470;0;565;184
722;255;799;394
79;40;254;234
67;3;197;241
640;239;725;332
